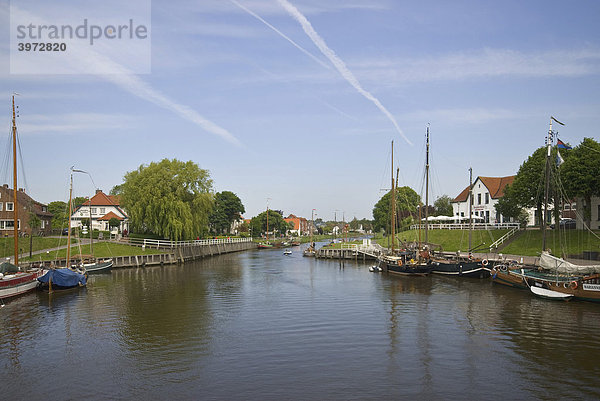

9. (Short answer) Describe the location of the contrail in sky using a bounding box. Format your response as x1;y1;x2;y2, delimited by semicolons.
230;0;330;70
276;0;412;145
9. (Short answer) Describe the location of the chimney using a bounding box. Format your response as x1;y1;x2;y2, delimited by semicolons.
18;188;24;192
96;189;102;194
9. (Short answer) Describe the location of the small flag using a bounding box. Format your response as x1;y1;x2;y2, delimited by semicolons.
551;116;565;126
557;139;572;150
556;150;564;167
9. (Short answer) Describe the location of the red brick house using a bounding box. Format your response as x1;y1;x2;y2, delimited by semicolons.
0;184;53;236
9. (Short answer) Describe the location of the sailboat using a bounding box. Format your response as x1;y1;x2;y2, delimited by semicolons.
37;168;87;291
0;94;45;300
378;140;432;275
431;161;489;279
303;209;316;257
490;117;600;301
257;203;274;249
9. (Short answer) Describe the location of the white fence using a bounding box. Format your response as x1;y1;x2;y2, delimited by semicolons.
409;223;520;230
125;237;253;249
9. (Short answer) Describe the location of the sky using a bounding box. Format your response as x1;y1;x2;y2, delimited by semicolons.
1;0;599;222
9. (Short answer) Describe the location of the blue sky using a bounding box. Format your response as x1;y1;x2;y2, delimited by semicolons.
1;0;599;222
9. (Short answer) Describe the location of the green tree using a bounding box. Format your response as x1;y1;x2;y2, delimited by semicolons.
209;191;245;234
28;213;41;258
561;137;600;228
73;196;88;208
250;210;288;238
109;217;121;231
433;195;453;216
48;201;68;230
372;186;421;233
120;159;214;240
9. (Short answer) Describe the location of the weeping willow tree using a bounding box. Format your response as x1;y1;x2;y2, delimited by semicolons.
120;159;214;240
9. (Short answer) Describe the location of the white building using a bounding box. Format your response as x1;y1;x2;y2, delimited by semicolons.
452;176;520;224
575;196;600;230
70;190;129;233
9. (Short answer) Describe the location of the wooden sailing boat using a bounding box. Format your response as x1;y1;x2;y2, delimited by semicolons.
257;202;273;249
37;168;88;291
490;117;600;301
0;94;45;300
378;140;432;275
303;209;316;256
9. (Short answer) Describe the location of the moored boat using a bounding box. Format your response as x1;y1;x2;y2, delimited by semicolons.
37;268;87;292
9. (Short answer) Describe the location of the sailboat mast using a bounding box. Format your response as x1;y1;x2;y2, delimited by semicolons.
468;167;473;252
67;170;74;266
390;141;395;253
542;118;553;252
11;95;19;265
425;125;430;245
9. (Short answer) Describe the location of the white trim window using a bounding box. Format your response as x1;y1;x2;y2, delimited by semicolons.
6;202;14;211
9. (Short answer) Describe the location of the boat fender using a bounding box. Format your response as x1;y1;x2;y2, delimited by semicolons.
570;281;578;290
564;282;569;289
397;260;403;266
482;259;489;266
500;265;507;272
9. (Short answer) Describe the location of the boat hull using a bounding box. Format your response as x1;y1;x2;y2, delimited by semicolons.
83;259;113;274
431;260;490;278
379;258;433;276
0;269;44;300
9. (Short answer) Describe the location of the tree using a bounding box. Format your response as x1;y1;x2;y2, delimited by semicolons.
250;210;288;238
120;159;214;240
28;213;41;258
73;196;88;208
209;191;245;234
561;137;600;228
372;186;421;233
433;195;453;216
48;201;68;231
108;217;121;231
110;184;123;196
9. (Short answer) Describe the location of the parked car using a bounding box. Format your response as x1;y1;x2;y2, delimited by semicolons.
550;218;576;229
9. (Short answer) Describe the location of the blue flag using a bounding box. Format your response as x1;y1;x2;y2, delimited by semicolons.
557;139;572;150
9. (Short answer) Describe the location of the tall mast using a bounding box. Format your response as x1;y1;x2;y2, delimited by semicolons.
67;169;74;265
425;125;430;245
468;167;473;252
542;119;552;251
266;205;269;241
390;141;396;253
11;95;19;265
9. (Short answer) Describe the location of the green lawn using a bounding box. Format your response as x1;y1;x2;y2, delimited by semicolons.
21;241;165;262
0;236;75;258
374;228;600;257
376;229;510;252
501;229;600;256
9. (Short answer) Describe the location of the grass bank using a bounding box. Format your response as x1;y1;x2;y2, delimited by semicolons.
501;229;600;256
376;229;510;252
0;236;75;258
21;241;164;262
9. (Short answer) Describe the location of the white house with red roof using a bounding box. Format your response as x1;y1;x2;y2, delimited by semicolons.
452;176;521;224
70;190;129;232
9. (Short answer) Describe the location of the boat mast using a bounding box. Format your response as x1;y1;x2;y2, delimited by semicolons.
390;141;396;253
11;95;19;265
425;125;430;245
468;167;473;252
67;169;74;266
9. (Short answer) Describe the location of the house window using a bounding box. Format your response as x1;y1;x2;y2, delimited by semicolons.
0;203;3;211
6;202;14;211
485;193;489;204
572;203;577;210
100;208;105;214
486;210;490;223
0;220;20;230
564;204;571;210
91;208;97;214
478;194;481;205
460;212;464;217
41;220;45;229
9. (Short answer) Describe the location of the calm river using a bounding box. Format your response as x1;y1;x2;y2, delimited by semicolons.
2;243;600;400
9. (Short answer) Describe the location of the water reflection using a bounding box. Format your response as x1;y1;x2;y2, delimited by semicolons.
1;249;600;400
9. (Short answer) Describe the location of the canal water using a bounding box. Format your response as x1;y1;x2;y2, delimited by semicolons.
2;244;600;400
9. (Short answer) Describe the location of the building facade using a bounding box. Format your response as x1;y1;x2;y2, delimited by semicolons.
284;214;309;235
452;176;518;224
0;184;53;236
70;190;129;232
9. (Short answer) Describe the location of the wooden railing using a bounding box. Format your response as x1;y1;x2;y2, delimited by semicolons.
488;226;521;250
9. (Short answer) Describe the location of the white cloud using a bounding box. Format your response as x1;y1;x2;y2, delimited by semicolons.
354;48;600;85
17;112;137;135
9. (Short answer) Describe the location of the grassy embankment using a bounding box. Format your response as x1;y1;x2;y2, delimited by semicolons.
0;237;75;258
375;229;600;257
20;241;164;262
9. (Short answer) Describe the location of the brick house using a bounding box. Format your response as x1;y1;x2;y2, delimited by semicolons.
284;214;309;235
0;184;53;236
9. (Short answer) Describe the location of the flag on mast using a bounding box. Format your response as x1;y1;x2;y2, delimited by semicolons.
557;139;572;150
